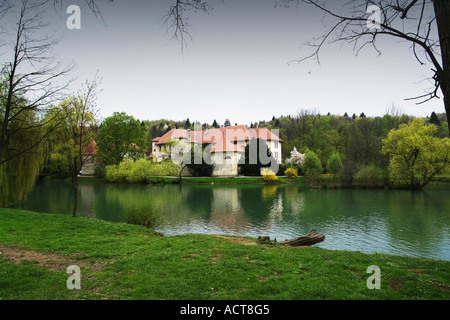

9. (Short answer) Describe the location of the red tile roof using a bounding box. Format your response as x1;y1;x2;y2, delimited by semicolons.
155;129;190;145
153;125;282;153
82;140;97;155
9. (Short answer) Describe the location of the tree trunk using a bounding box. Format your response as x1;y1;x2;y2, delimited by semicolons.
72;176;78;217
279;229;325;246
434;0;450;134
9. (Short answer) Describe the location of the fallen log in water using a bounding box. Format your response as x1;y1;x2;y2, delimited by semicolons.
279;229;325;247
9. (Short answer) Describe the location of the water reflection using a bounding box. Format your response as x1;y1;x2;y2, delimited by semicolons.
11;180;450;261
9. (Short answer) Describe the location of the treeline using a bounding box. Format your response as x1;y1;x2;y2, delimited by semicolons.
142;110;448;171
260;110;448;171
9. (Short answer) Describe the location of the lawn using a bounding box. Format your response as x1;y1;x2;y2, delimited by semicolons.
0;208;449;301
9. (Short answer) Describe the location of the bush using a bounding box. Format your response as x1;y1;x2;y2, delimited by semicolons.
302;149;322;175
302;149;322;187
105;159;182;182
354;164;389;188
128;158;152;182
125;202;163;229
326;152;343;174
261;168;278;182
285;167;298;178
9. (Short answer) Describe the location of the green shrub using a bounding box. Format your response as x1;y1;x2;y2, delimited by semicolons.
105;164;120;182
128;158;152;182
105;159;182;182
125;202;163;229
326;152;343;174
302;149;322;187
302;149;322;175
355;164;389;188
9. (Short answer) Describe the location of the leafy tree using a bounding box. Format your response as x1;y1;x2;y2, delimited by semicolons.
302;149;322;187
326;152;343;174
224;119;231;127
382;118;450;189
96;112;147;166
302;149;322;175
44;80;98;217
0;95;45;207
429;111;441;126
0;1;75;206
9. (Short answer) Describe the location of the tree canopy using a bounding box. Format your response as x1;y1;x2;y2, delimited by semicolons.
382;118;450;189
96;112;147;166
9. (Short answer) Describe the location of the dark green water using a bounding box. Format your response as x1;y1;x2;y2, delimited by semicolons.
11;180;450;261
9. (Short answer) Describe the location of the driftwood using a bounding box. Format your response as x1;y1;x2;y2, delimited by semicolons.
279;229;325;247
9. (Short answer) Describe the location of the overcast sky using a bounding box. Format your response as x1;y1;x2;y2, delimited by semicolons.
11;0;446;126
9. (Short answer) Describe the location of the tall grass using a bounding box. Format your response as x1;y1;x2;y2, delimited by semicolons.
124;201;163;229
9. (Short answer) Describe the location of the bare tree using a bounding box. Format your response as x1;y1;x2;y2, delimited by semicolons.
0;0;74;165
163;0;218;52
280;0;449;132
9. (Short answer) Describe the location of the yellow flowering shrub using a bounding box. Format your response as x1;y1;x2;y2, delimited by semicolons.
285;167;298;178
261;168;278;182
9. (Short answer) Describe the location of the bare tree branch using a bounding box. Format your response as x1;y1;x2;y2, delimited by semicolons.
0;0;74;164
280;0;444;107
163;0;219;52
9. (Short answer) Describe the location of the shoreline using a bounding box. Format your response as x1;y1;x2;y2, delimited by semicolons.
43;175;450;190
0;208;449;300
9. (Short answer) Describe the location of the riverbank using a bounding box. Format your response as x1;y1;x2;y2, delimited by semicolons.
0;208;448;300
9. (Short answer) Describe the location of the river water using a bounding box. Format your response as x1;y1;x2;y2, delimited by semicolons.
11;180;450;261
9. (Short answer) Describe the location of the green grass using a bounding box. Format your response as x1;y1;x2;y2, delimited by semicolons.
0;208;448;300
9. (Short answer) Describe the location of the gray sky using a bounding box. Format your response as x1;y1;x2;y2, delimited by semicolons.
17;0;448;125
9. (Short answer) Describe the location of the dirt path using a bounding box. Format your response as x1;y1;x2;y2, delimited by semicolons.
0;245;106;271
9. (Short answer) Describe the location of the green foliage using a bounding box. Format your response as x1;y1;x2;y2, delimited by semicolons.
43;97;97;179
354;164;389;188
125;201;163;229
382;118;450;189
326;152;343;174
301;149;322;187
105;158;182;182
302;149;322;175
0;83;44;206
96;112;147;166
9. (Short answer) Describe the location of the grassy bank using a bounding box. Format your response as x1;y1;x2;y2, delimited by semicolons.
0;208;449;300
44;175;306;185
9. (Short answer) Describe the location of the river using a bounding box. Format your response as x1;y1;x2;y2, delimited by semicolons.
10;180;450;261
